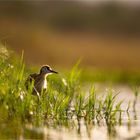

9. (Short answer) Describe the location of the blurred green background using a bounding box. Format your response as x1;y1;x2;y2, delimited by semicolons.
0;0;140;71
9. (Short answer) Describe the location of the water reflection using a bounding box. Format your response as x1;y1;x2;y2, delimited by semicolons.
0;85;140;140
0;111;140;140
18;110;140;140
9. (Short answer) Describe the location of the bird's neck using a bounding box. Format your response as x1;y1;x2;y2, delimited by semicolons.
39;73;50;79
38;73;46;79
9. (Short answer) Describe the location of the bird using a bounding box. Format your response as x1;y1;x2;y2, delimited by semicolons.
25;65;58;98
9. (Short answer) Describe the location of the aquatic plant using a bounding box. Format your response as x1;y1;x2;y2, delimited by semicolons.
0;43;138;130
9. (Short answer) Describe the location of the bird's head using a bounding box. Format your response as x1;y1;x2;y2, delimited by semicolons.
40;65;58;75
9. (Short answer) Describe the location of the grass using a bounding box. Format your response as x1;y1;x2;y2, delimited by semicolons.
0;43;139;137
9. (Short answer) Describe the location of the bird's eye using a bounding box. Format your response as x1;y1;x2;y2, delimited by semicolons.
47;67;51;70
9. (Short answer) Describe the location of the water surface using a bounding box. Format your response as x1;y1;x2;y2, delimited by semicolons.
0;84;140;140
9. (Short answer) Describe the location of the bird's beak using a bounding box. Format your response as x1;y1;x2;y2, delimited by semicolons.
50;70;58;74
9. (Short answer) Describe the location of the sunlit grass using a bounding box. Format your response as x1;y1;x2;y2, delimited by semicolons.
0;43;139;132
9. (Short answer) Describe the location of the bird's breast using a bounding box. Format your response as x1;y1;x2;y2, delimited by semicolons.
43;79;47;89
34;77;47;93
37;79;47;90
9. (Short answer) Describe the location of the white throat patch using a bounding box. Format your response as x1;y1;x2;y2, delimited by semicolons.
43;79;47;89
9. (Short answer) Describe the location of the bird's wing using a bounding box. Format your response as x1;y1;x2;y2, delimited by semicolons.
25;73;38;89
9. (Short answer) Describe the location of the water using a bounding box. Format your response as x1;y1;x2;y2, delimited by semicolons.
0;84;140;140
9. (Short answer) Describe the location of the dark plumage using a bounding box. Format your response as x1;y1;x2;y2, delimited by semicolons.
25;65;58;97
